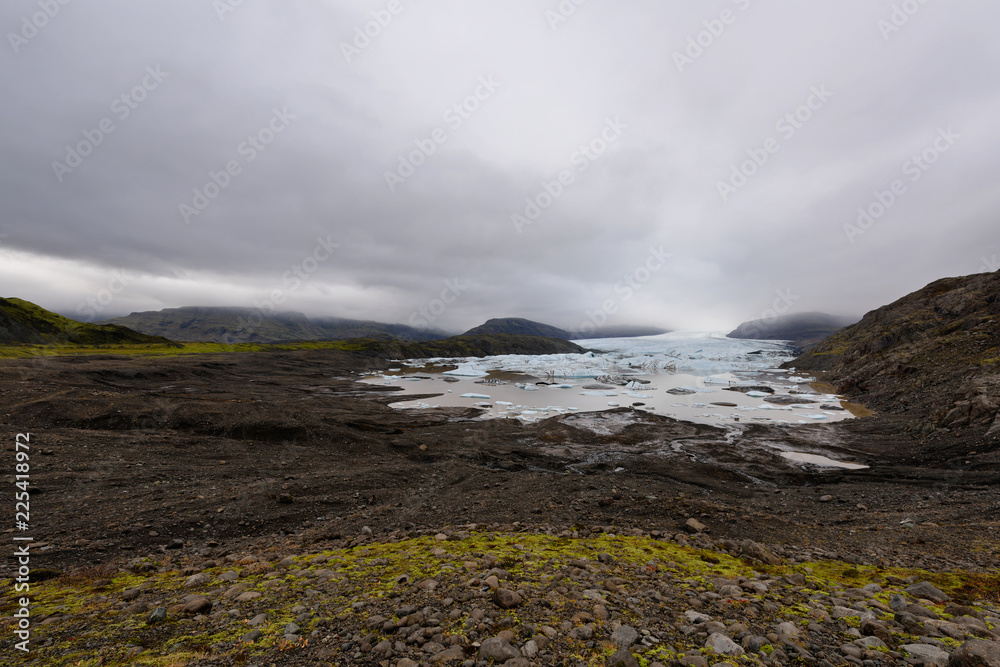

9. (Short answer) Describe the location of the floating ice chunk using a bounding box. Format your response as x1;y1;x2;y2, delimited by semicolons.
461;393;491;400
746;391;771;398
608;402;619;407
551;384;575;389
444;365;488;377
581;390;618;397
804;414;828;420
388;368;401;372
496;401;514;406
515;383;539;391
625;392;653;399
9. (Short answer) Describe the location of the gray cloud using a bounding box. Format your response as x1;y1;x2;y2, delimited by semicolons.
2;0;998;332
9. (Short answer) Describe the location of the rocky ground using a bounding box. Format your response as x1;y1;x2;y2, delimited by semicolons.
0;348;998;666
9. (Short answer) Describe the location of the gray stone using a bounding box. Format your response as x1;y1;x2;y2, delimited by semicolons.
948;639;1000;666
891;594;909;611
907;581;951;602
147;607;167;624
429;645;465;663
901;643;950;665
478;636;520;663
184;572;211;588
685;518;707;533
776;622;799;638
241;629;262;643
705;633;744;656
742;635;769;652
284;622;300;635
181;597;212;615
607;648;640;667
493;588;523;609
248;613;267;627
685;610;712;624
612;625;639;647
854;637;888;650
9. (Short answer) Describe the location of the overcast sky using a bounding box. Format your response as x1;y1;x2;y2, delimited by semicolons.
2;0;998;333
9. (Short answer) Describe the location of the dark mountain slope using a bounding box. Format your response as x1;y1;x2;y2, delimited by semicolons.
728;312;857;350
464;318;571;340
788;272;1000;440
101;307;446;344
0;298;171;346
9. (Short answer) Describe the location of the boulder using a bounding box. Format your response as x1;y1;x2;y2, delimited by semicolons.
478;636;520;663
948;639;1000;667
705;633;744;656
607;648;640;667
907;581;950;602
611;625;639;648
493;588;523;609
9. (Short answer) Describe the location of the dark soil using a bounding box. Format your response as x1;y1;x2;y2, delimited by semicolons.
1;349;998;580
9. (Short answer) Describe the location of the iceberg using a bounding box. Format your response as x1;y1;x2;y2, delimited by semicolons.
444;365;488;377
460;393;491;400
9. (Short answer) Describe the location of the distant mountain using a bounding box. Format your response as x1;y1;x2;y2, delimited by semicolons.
340;334;586;359
464;318;571;340
727;312;857;349
100;307;448;344
788;272;1000;440
0;298;171;346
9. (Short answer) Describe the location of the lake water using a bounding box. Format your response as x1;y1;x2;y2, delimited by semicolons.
360;331;855;428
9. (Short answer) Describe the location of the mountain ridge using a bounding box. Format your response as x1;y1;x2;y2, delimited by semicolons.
788;271;1000;440
0;297;172;346
100;307;449;344
728;311;858;350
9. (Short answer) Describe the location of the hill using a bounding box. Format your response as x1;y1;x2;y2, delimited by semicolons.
335;333;586;358
788;271;1000;439
728;312;857;349
0;297;172;346
464;318;571;339
101;307;447;344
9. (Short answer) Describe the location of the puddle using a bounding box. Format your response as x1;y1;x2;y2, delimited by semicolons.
780;452;869;470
